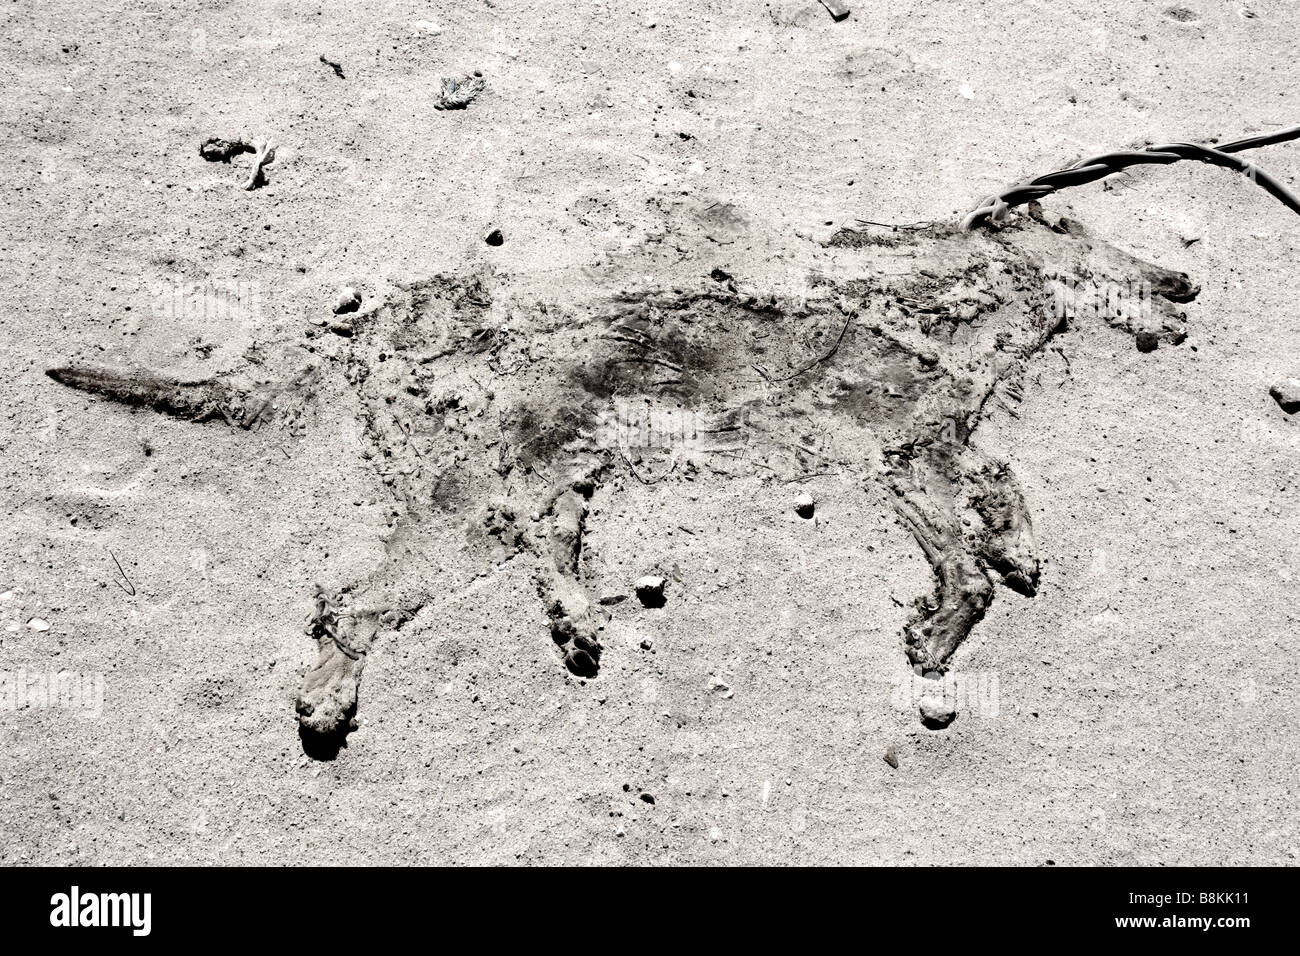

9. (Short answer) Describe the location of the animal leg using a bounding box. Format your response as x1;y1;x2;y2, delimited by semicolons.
889;442;1040;672
296;586;379;758
961;450;1040;597
530;456;608;678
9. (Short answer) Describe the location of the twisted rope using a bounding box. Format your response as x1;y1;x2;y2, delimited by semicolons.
962;124;1300;230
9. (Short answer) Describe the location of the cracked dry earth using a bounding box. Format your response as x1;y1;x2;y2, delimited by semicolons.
46;212;1199;756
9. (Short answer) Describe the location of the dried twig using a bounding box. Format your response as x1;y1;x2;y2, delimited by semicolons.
319;54;345;79
108;549;135;596
610;355;684;373
767;309;856;383
242;138;276;191
621;448;678;484
783;470;840;483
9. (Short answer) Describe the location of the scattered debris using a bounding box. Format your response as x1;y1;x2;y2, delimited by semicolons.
199;137;254;163
919;692;957;729
333;286;362;315
242;137;276;190
485;228;504;246
883;746;899;769
708;675;734;699
1135;331;1159;352
27;618;50;632
794;491;815;519
819;0;851;20
635;575;667;608
319;54;345;79
435;74;486;110
1270;377;1300;413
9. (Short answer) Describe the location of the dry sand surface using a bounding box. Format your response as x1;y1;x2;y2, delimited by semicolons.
1;0;1298;865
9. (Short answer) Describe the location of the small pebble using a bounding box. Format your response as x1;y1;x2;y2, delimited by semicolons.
883;746;899;769
708;675;733;699
333;286;361;315
27;618;50;632
635;575;666;608
919;693;957;729
485;228;504;246
1135;331;1159;353
794;492;815;519
1269;377;1300;414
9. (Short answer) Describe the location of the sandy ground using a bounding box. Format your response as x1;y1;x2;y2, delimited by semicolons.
1;0;1298;864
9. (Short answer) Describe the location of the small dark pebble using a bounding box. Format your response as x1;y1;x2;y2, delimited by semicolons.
1135;331;1159;353
199;137;253;163
485;229;504;246
564;647;597;678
